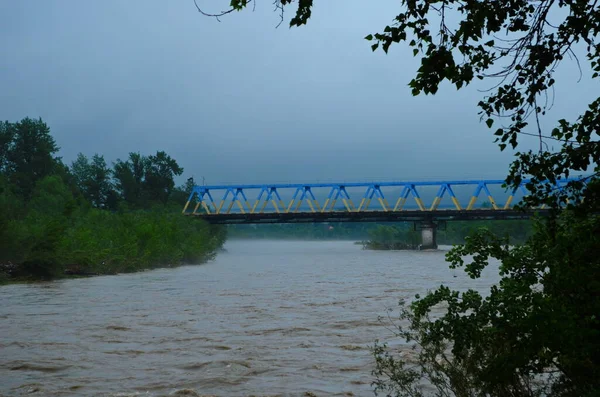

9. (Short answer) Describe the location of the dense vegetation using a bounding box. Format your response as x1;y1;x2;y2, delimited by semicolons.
203;2;600;396
0;118;225;282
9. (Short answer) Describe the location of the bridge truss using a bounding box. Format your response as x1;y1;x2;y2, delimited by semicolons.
182;179;574;224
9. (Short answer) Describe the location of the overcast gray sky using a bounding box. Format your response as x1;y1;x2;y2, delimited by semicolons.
0;1;594;185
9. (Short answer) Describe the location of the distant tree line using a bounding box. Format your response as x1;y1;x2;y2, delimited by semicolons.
229;220;533;248
0;118;224;281
363;221;532;250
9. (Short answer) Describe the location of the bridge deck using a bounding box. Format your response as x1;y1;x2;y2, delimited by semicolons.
188;209;547;224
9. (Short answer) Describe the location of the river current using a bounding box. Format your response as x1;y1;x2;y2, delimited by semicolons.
0;240;500;396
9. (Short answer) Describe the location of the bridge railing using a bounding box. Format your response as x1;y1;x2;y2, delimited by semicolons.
182;179;577;216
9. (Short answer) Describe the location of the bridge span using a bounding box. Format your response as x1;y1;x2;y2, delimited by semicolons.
182;179;569;249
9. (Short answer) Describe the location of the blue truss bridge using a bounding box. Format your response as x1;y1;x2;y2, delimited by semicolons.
181;178;575;223
182;178;578;248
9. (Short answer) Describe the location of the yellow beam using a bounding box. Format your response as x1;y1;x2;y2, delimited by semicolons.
321;198;330;212
466;196;477;210
329;199;337;211
182;200;191;214
346;199;356;211
342;198;352;212
503;195;514;210
357;198;366;212
414;197;425;211
192;202;201;214
383;198;391;211
378;198;388;212
430;196;441;211
451;197;462;210
236;200;246;214
487;195;499;210
286;199;295;213
271;200;280;213
394;197;406;211
312;199;321;212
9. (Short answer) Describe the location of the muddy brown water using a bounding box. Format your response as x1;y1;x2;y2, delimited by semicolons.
0;240;500;396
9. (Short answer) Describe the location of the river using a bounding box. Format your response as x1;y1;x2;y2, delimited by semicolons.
0;240;500;397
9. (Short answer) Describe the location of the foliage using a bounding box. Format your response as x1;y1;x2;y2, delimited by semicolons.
0;118;224;282
0;118;61;200
364;225;421;250
203;2;600;395
374;214;600;396
71;153;116;209
113;151;184;208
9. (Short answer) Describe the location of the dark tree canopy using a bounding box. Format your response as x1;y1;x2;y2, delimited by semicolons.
0;118;61;200
113;151;184;208
71;153;115;209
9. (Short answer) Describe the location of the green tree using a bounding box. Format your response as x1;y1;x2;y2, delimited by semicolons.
0;118;60;200
113;151;183;208
113;152;149;208
0;121;14;173
205;2;600;395
144;151;184;205
71;153;115;209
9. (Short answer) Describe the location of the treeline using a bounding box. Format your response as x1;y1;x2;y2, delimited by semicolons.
227;223;376;240
364;220;532;250
228;220;532;247
0;118;225;282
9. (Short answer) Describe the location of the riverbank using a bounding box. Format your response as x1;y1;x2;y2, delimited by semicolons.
0;257;220;285
360;240;421;250
0;208;227;283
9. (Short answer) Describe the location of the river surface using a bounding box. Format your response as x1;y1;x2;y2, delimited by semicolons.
0;240;500;397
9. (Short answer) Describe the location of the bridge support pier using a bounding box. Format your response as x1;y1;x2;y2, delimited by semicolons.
419;221;438;250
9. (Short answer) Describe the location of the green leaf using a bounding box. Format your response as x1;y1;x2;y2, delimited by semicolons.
486;118;494;128
365;34;373;41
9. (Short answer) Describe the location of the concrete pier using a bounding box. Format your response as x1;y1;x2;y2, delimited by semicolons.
420;221;438;250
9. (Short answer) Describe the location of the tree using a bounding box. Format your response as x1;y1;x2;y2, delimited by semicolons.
0;118;60;200
144;151;184;205
0;121;14;173
199;2;600;395
113;152;149;208
113;151;183;208
71;153;115;209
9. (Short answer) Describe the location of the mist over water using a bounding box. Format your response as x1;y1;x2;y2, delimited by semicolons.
0;240;500;396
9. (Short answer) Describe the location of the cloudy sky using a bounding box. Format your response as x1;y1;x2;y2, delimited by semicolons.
0;1;594;185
